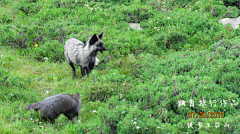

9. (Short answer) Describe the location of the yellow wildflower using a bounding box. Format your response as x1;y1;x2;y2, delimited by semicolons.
35;44;38;47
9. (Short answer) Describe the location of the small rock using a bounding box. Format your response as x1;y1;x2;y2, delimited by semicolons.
218;16;240;29
128;23;143;30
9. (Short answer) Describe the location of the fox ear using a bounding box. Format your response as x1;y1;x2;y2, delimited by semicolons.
89;34;98;45
75;92;80;98
98;32;103;39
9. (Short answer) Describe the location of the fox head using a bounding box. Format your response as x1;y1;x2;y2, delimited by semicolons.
89;32;107;54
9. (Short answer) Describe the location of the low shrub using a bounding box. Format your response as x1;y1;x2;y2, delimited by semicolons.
223;0;240;9
30;40;65;62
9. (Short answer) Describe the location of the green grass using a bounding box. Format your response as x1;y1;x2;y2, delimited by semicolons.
1;0;240;133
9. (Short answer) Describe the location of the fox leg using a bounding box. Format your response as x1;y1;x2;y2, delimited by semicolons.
86;67;90;76
63;113;74;120
64;112;75;123
81;66;91;77
73;112;79;119
88;62;94;72
69;62;76;78
81;66;86;77
41;116;55;123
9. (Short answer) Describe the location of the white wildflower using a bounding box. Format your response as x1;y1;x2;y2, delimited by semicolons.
120;94;123;99
136;126;140;129
92;110;97;113
43;57;48;62
133;121;137;125
167;17;171;19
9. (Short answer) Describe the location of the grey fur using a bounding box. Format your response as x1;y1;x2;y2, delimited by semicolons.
25;92;81;123
64;33;107;78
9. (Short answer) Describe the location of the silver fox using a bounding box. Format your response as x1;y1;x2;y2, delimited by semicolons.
25;92;81;123
64;32;107;78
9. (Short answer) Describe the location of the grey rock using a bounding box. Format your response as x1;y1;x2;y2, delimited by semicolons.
218;16;240;29
128;23;143;30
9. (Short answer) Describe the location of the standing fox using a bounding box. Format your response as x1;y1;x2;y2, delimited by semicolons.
64;32;107;78
25;92;81;123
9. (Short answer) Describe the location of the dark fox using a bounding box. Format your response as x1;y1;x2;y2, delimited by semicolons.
25;92;81;123
64;32;107;78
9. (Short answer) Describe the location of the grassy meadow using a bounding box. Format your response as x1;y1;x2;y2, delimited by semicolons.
1;0;240;133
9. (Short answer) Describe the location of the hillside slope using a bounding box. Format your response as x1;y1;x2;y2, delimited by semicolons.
1;0;240;133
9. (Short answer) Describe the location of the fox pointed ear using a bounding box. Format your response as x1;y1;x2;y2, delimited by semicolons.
75;92;80;98
89;34;98;45
98;32;103;39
